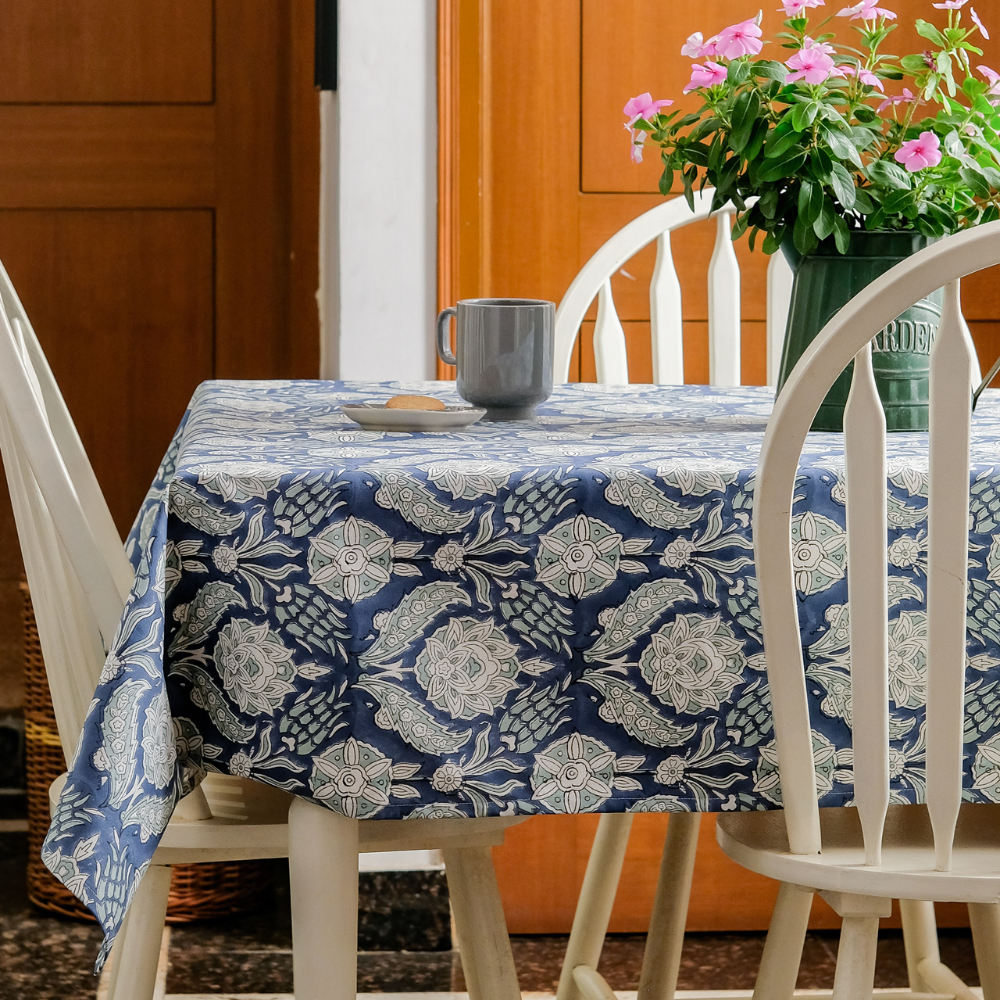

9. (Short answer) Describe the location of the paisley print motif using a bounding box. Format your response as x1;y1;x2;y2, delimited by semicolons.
41;379;1000;971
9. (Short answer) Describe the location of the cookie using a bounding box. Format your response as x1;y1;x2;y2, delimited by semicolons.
384;394;447;411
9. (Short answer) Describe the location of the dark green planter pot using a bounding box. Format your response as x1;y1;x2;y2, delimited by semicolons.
776;230;942;432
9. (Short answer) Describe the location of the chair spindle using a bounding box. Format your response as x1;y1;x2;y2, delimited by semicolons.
708;209;741;386
926;279;975;872
650;230;684;385
594;278;629;384
844;340;890;866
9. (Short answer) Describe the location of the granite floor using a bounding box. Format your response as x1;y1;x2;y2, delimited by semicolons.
0;831;983;999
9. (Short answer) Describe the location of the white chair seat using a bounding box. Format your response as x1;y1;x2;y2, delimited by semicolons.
718;804;1000;903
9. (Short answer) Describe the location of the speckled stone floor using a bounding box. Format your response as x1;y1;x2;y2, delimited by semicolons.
0;831;983;998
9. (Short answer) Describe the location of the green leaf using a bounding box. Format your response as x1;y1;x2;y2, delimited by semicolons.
814;199;837;240
809;146;834;182
794;214;818;255
961;167;993;199
882;189;918;218
757;148;808;183
658;167;674;196
915;19;946;47
828;161;857;209
759;186;781;219
798;179;823;225
688;117;722;143
765;125;801;159
754;60;788;82
762;230;783;254
854;106;878;123
743;118;769;163
727;58;752;85
832;214;851;254
867;158;912;190
901;53;930;74
852;188;875;213
820;125;863;167
730;90;762;153
791;100;821;132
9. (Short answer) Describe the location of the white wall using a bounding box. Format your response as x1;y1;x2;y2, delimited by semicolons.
319;0;437;382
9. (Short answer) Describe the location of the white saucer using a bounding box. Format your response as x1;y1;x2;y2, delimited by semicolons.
341;403;486;432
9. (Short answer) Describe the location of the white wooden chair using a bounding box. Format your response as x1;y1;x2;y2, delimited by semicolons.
554;188;794;1000
554;187;795;387
719;224;1000;999
0;262;523;1000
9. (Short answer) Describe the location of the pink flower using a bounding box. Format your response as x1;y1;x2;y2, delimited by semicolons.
623;92;673;127
785;41;845;84
715;17;764;59
837;0;896;19
683;62;729;93
894;131;942;172
978;64;1000;103
971;7;990;38
932;0;967;7
780;0;824;13
804;36;836;53
877;87;918;112
680;31;723;58
681;32;705;56
844;64;885;90
623;93;673;165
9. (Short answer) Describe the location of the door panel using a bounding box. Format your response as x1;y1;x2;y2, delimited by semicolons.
0;107;215;207
0;2;319;708
0;210;214;532
0;0;214;104
446;0;1000;932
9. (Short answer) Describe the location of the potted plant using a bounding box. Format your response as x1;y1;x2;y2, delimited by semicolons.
625;0;998;430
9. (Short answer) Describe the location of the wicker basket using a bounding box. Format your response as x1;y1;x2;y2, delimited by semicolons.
23;582;274;922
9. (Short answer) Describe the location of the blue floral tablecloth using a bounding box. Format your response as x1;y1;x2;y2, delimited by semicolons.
42;379;1000;965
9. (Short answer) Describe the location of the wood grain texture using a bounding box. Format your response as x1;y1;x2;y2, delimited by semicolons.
0;210;214;533
0;0;214;104
287;0;321;379
487;0;580;305
0;0;320;715
0;106;215;208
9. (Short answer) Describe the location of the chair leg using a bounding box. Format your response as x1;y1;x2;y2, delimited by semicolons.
443;845;521;1000
969;902;1000;1000
636;812;700;1000
830;915;880;1000
288;797;359;1000
752;883;813;1000
555;813;634;1000
899;899;941;992
105;864;171;1000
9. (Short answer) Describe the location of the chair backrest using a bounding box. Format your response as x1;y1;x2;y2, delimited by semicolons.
0;265;133;758
554;187;795;386
754;222;1000;871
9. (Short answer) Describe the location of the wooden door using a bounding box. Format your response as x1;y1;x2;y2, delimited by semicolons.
0;1;319;709
440;0;991;932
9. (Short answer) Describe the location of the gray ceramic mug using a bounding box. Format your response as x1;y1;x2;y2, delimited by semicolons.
436;298;555;421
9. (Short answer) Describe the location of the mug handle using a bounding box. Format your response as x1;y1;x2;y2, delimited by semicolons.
436;307;458;367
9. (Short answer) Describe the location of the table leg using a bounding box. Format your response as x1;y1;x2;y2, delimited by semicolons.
289;797;359;1000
